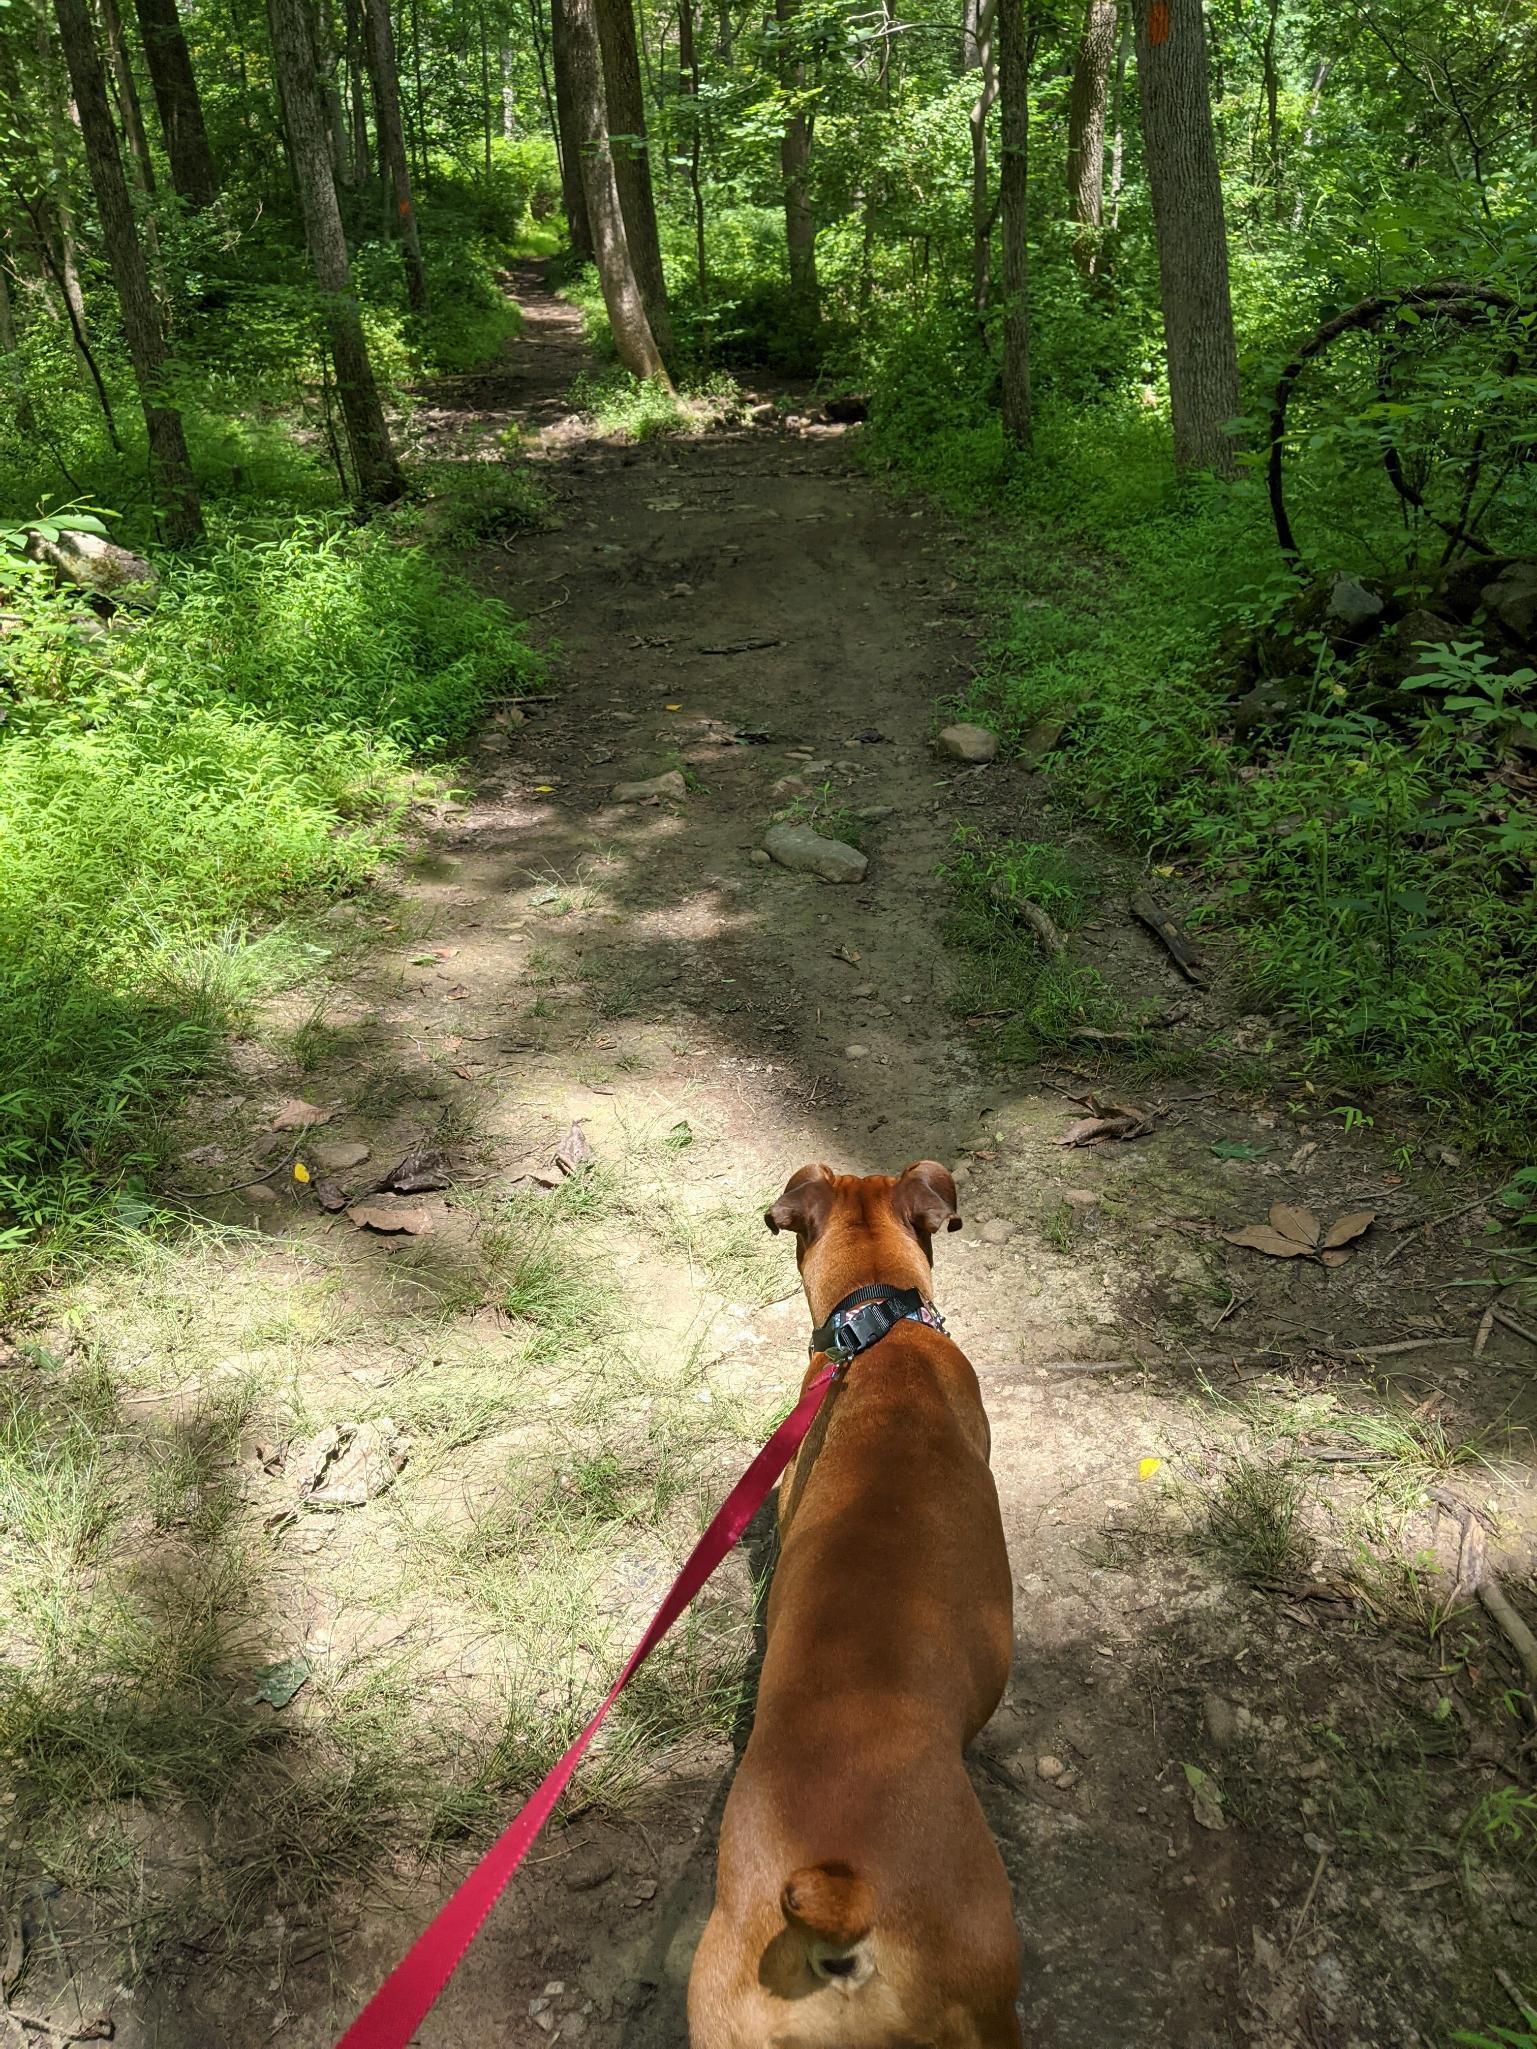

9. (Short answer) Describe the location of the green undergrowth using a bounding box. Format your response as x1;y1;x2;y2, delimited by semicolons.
0;522;536;1297
868;389;1537;1147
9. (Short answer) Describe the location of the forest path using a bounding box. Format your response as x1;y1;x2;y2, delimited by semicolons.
42;266;1536;2049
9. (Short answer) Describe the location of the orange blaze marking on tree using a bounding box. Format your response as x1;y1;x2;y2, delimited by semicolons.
399;199;412;216
1148;0;1170;41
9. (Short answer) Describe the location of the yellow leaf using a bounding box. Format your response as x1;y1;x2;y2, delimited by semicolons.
293;1161;311;1184
534;784;555;793
1138;1456;1163;1481
665;703;682;711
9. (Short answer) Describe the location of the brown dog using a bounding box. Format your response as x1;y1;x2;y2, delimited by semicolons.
688;1162;1021;2049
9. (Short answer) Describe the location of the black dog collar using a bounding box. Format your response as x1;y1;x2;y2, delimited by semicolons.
809;1284;947;1365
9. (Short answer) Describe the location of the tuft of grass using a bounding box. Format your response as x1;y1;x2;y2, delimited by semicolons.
1198;1458;1307;1584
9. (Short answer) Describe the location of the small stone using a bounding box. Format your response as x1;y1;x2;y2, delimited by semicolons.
529;1999;549;2018
1055;1768;1080;1790
243;1181;278;1206
1203;1692;1240;1751
851;983;876;999
1063;1188;1098;1207
1017;718;1066;769
762;822;867;885
543;1983;566;1999
856;805;895;823
534;2012;556;2033
937;722;998;764
311;1140;371;1173
844;1044;870;1060
1327;572;1384;631
561;1851;615;1892
750;848;771;866
612;770;686;803
979;1219;1016;1245
1036;1754;1065;1781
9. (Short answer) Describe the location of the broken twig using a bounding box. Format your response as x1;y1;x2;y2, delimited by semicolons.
1131;892;1207;986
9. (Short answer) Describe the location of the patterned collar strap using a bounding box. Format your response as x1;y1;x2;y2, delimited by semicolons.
809;1284;947;1365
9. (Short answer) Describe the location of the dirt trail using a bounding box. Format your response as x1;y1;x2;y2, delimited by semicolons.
20;267;1537;2049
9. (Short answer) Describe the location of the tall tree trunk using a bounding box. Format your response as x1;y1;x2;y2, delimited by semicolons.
98;0;159;198
501;40;518;134
774;0;817;334
961;0;981;69
1066;0;1114;274
1107;2;1131;226
344;0;371;181
527;0;560;176
54;0;202;540
997;0;1029;445
678;0;707;293
0;252;39;435
968;0;997;320
595;0;671;350
268;0;403;501
478;0;492;170
131;0;220;206
550;0;594;258
564;0;669;381
321;0;350;179
716;0;730;62
1134;0;1241;475
362;0;427;307
406;0;427;180
1259;0;1281;214
37;26;90;330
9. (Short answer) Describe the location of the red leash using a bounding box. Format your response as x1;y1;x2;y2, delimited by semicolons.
333;1360;838;2049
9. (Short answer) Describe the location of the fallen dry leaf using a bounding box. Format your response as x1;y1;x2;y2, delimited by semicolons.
271;1098;332;1131
346;1201;434;1235
555;1123;595;1176
1224;1204;1377;1265
1055;1101;1154;1148
1222;1223;1312;1258
381;1146;453;1194
1269;1202;1320;1248
833;945;862;966
1322;1209;1375;1249
313;1179;348;1213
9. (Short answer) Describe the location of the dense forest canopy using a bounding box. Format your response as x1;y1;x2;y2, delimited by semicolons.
1;0;1534;1263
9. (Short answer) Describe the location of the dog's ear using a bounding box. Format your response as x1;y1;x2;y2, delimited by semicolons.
765;1163;836;1240
892;1160;961;1241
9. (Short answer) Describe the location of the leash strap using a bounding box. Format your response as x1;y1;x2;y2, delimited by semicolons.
808;1284;946;1364
332;1359;840;2049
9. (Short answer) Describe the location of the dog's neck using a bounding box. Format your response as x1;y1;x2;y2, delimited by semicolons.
799;1247;934;1330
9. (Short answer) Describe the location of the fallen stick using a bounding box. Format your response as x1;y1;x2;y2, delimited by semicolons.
1131;892;1207;985
1283;1844;1331;1958
1446;1506;1537;1719
987;880;1065;956
1381;1191;1492;1267
1493;1308;1537;1348
1474;1304;1497;1356
698;635;783;655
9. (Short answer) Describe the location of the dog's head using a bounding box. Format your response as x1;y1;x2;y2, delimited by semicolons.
765;1161;960;1315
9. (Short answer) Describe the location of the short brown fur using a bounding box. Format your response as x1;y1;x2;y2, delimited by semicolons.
688;1163;1022;2049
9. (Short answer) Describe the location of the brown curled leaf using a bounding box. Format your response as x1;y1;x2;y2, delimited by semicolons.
1269;1203;1321;1249
1322;1209;1376;1249
1222;1224;1312;1258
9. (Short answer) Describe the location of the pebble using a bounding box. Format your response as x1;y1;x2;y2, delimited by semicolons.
844;1044;870;1061
1036;1754;1065;1781
243;1181;278;1206
1055;1768;1080;1790
979;1219;1016;1246
750;848;771;865
937;722;999;764
762;821;868;885
851;983;876;999
1063;1188;1098;1207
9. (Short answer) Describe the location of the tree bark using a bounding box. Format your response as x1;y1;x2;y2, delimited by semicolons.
564;0;669;381
267;0;403;501
344;0;371;183
774;0;817;334
1108;3;1131;226
594;0;671;349
550;0;595;259
1066;0;1114;274
678;0;707;293
968;0;997;320
997;0;1030;444
54;0;203;540
98;0;159;198
131;0;220;207
961;0;982;69
1134;0;1241;475
362;0;427;307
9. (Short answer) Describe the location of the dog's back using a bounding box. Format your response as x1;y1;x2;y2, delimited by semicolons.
689;1223;1021;2049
